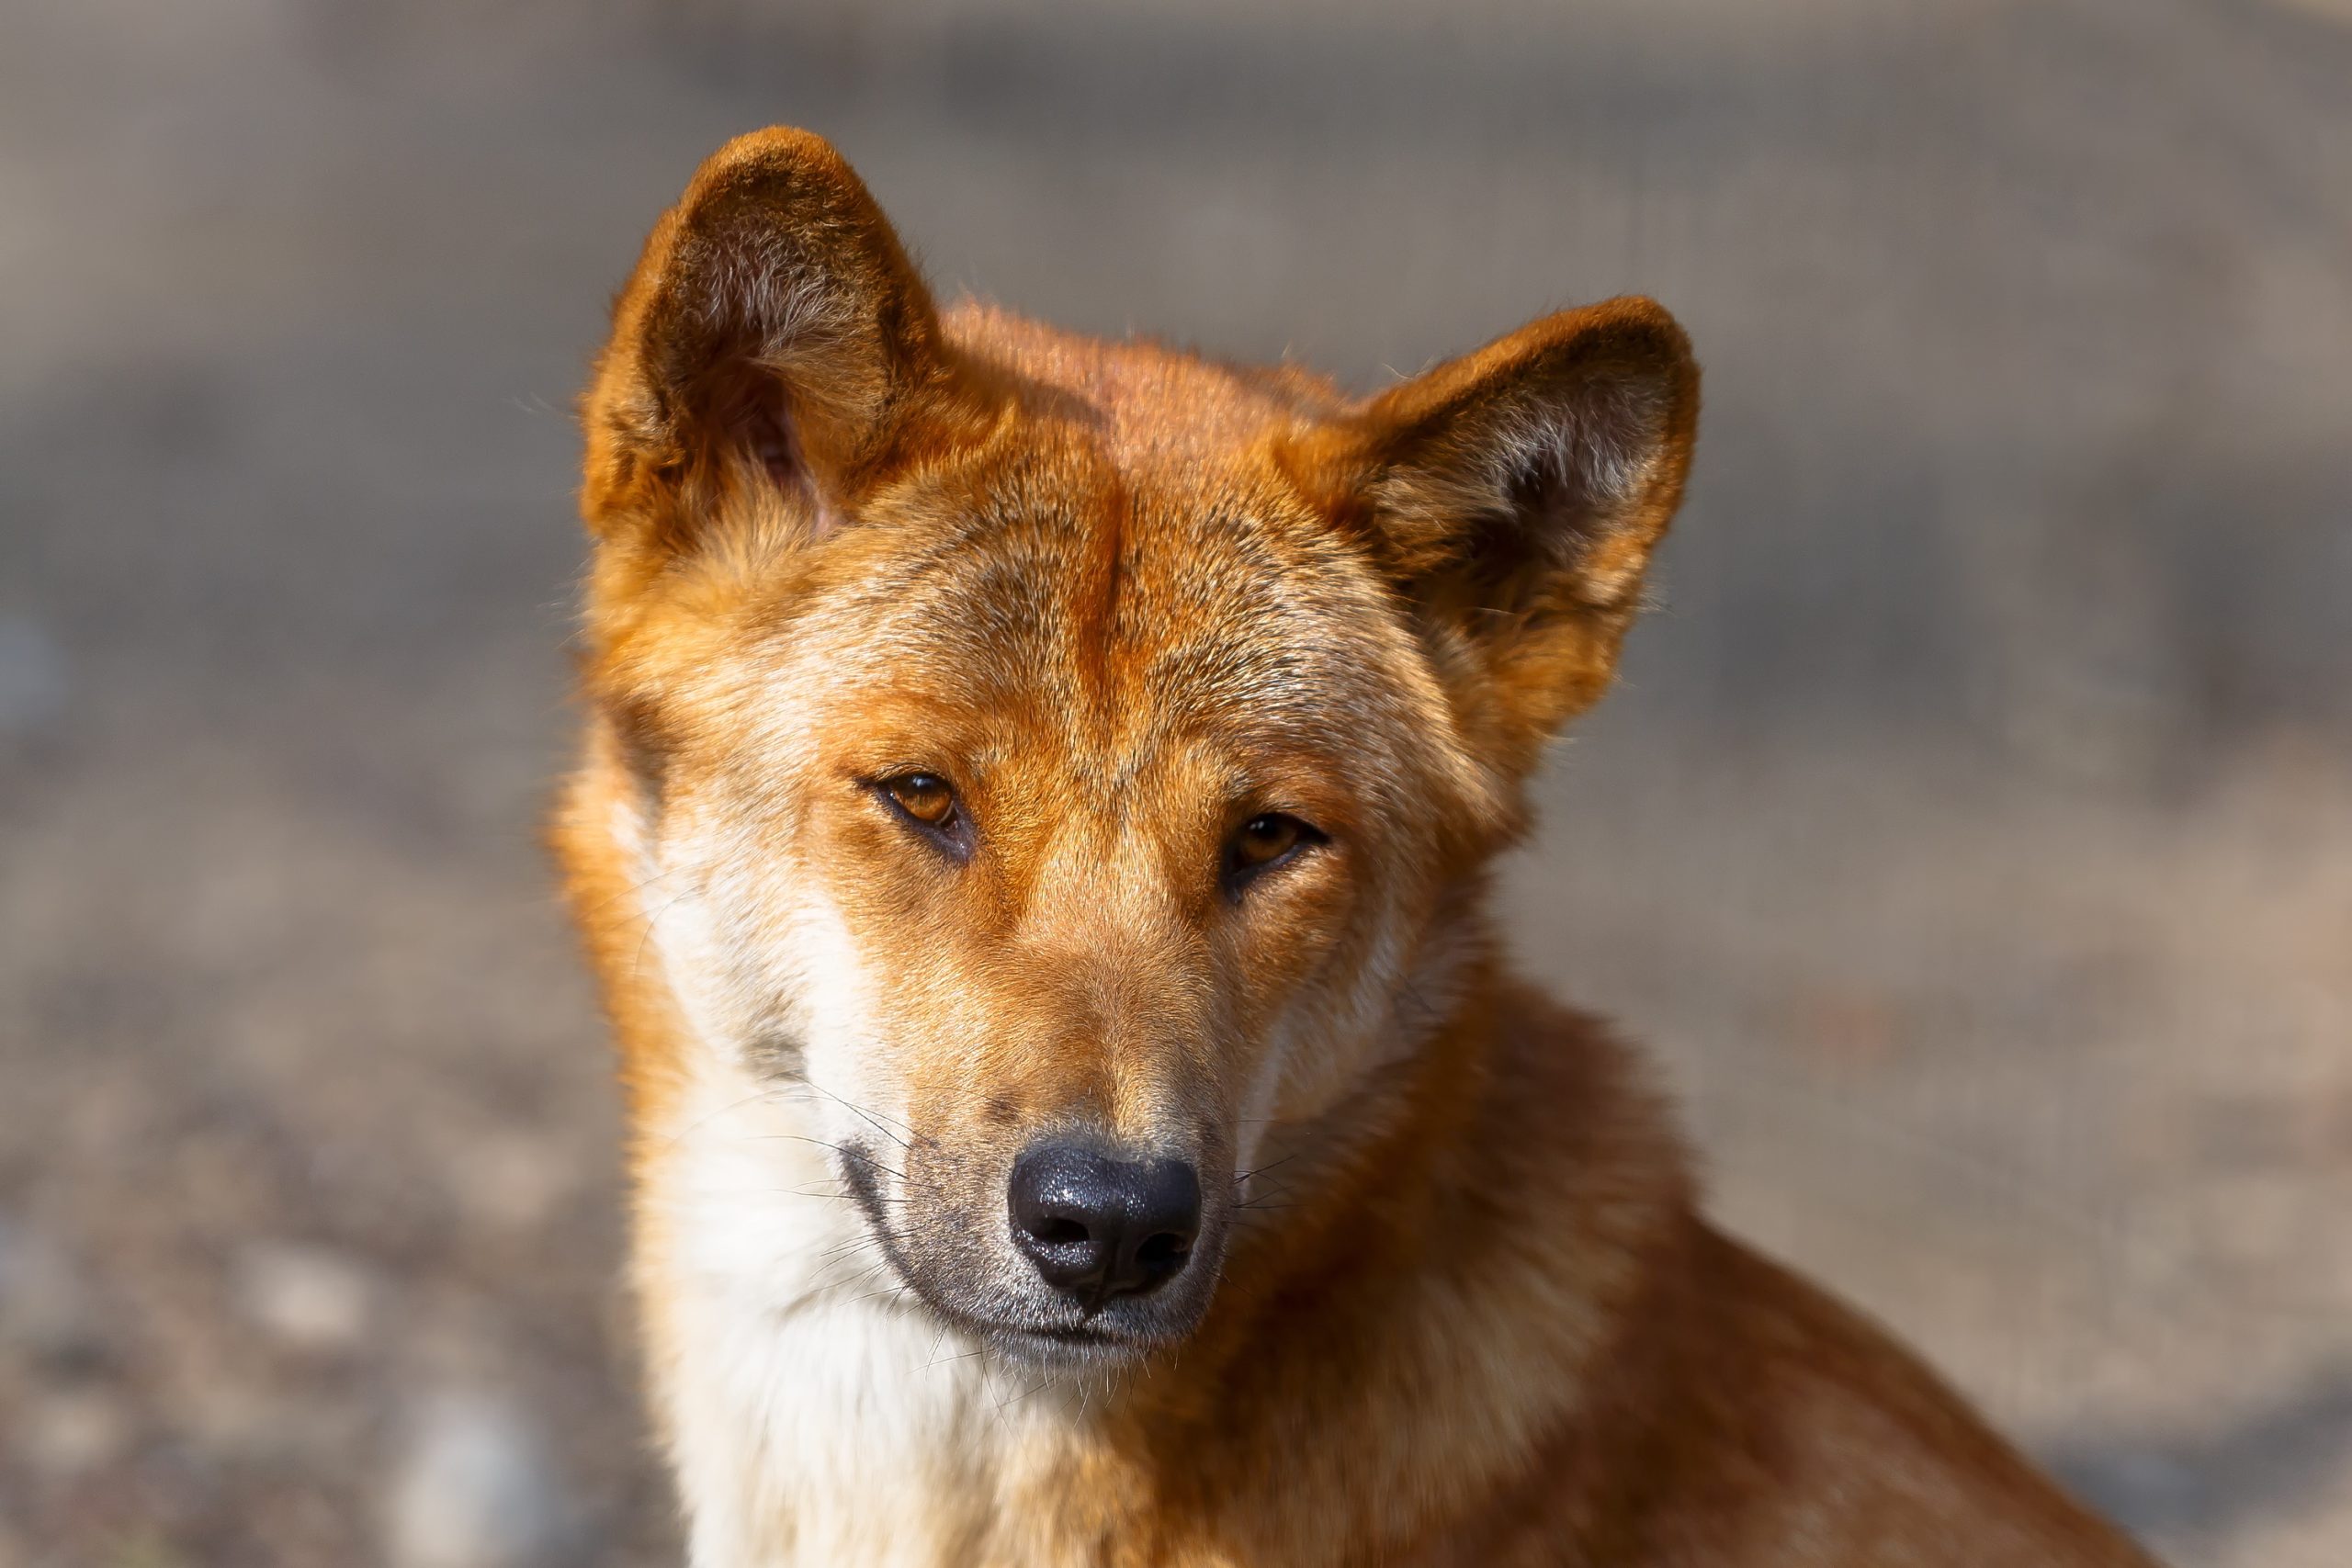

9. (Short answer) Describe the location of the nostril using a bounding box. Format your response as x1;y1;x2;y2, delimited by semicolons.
1008;1145;1117;1293
1008;1145;1204;1303
1134;1231;1190;1273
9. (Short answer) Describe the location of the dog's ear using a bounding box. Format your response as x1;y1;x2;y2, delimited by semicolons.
582;128;946;548
1335;297;1699;780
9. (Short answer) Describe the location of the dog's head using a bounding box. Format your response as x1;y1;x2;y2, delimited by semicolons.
579;130;1697;1365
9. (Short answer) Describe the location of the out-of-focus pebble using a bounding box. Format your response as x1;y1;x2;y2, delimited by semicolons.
26;1389;130;1475
456;1132;575;1233
385;1390;573;1568
235;1241;376;1351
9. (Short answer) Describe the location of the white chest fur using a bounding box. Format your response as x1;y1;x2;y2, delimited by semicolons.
641;1067;1080;1568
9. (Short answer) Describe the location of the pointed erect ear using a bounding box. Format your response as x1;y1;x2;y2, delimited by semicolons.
1344;297;1700;777
581;128;945;545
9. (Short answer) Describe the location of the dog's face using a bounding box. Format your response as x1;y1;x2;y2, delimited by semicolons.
616;449;1470;1359
579;131;1696;1365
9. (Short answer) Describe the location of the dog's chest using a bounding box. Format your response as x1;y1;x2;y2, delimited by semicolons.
649;1097;1087;1567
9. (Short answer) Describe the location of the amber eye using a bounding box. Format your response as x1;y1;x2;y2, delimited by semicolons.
872;772;974;863
1222;812;1325;896
880;772;956;826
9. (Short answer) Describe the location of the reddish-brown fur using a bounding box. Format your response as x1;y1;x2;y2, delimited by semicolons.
556;129;2157;1566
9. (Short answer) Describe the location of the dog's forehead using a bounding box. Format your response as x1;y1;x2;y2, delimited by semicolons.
726;461;1431;829
828;300;1392;729
837;464;1402;749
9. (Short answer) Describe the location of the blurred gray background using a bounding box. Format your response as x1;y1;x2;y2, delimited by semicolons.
2;1;2347;1563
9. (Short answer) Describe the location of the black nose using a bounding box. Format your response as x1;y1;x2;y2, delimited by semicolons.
1007;1145;1202;1304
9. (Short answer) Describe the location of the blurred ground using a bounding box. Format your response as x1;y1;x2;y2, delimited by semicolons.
1;1;2347;1564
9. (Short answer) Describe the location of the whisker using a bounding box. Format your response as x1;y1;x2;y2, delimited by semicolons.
658;1084;810;1155
803;1081;922;1149
1233;1153;1299;1186
739;1132;910;1184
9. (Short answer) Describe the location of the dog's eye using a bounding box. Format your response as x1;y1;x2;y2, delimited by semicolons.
873;772;974;863
1223;812;1325;895
880;773;956;826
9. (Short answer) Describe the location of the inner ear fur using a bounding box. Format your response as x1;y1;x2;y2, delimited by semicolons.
581;127;947;546
1345;296;1700;775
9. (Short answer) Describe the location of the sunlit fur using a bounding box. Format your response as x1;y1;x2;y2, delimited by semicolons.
555;129;2155;1566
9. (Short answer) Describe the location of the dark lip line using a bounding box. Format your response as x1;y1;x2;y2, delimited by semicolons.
835;1144;934;1308
833;1149;1183;1355
836;1147;1071;1344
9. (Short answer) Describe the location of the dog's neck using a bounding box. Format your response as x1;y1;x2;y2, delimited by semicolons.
1101;964;1696;1561
633;930;1694;1566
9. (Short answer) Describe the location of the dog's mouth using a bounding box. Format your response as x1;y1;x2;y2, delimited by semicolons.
838;1144;1222;1367
910;1305;1175;1371
976;1321;1161;1370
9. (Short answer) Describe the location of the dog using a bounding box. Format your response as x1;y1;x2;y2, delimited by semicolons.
556;128;2157;1566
